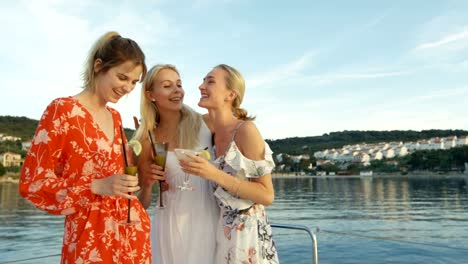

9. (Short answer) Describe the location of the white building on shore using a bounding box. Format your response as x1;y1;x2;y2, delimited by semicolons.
313;134;468;166
457;136;468;146
0;152;23;167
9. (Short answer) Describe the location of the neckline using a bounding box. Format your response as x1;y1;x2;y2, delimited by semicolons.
214;121;245;159
69;96;116;148
214;141;235;162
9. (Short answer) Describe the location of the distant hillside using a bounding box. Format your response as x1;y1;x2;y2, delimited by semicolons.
266;129;468;155
0;115;135;141
2;116;467;157
0;116;39;141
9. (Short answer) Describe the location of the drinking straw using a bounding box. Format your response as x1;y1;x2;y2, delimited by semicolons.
147;130;157;157
120;126;131;223
120;126;129;167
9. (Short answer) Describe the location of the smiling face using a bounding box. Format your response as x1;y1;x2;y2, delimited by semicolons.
146;68;184;112
198;67;234;110
94;60;142;104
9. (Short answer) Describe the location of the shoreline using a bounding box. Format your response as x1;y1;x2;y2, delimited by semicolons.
2;172;467;183
0;176;19;183
0;172;20;183
272;171;468;179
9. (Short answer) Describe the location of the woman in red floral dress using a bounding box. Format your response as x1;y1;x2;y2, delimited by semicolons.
19;31;157;264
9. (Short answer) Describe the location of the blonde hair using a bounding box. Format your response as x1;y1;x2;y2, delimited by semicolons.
83;31;147;91
134;64;202;149
214;64;255;121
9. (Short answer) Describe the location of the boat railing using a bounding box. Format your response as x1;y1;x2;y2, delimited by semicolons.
271;223;318;264
0;223;319;264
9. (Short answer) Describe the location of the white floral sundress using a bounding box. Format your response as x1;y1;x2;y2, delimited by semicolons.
212;124;279;264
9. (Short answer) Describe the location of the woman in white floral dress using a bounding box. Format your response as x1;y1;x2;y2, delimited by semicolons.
180;64;279;263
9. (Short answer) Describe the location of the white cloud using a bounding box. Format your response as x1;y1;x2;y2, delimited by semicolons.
415;28;468;50
248;52;314;88
407;87;468;103
191;0;242;8
0;0;174;129
1;0;467;140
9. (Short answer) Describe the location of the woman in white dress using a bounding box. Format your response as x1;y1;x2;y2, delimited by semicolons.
133;64;219;264
180;64;279;263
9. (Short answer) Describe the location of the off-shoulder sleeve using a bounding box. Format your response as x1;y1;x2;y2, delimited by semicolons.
213;141;275;211
19;99;95;215
224;141;275;179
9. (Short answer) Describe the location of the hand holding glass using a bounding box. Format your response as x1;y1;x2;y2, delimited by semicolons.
122;145;140;225
174;148;210;191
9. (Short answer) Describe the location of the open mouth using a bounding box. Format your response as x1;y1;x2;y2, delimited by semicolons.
169;96;182;102
113;89;126;97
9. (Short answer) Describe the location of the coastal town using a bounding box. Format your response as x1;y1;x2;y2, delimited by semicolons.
275;135;468;176
314;135;468;164
1;131;468;179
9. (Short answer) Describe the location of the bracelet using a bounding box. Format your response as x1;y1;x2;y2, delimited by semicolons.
230;179;238;194
232;179;241;198
235;180;241;197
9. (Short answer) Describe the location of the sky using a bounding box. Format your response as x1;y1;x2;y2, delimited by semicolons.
0;0;467;140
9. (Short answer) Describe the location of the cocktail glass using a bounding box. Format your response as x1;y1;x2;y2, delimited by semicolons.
154;142;168;208
174;148;200;191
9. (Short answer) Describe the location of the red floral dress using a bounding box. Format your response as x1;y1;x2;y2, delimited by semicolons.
19;97;151;264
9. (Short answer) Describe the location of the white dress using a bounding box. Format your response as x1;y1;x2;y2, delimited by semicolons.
151;122;219;264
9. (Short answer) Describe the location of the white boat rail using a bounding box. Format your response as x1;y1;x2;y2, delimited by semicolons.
271;223;318;264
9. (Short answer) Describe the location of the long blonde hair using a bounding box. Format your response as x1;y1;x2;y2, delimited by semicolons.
133;64;202;149
215;64;255;121
82;31;147;91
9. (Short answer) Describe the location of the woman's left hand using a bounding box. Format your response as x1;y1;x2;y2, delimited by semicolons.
179;154;219;181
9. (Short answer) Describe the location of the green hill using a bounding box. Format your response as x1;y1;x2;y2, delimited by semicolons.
0;116;39;141
2;115;467;157
0;115;135;142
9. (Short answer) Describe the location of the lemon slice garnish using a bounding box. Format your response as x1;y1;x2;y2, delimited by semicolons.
128;139;142;156
199;150;211;161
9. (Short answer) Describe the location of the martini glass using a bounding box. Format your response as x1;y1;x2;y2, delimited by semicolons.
174;148;199;191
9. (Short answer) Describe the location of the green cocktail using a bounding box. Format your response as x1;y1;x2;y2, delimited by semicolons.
154;142;168;208
125;166;138;176
154;156;166;169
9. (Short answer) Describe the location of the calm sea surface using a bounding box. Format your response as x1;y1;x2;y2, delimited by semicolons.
1;175;468;263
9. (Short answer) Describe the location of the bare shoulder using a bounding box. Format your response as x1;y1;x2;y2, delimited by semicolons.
235;121;265;160
202;114;214;133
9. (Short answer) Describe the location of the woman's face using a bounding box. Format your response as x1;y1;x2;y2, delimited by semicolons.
94;60;142;104
198;67;232;110
147;68;184;112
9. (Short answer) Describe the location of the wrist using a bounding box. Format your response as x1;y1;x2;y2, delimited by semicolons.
230;177;241;197
90;179;99;195
139;183;152;193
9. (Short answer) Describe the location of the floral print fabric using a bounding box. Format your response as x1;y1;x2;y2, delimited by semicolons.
213;140;279;264
19;97;151;264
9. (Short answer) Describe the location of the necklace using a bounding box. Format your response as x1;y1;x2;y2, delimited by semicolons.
153;126;178;147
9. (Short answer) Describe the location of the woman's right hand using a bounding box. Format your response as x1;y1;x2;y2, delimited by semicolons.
138;163;166;189
91;174;140;199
